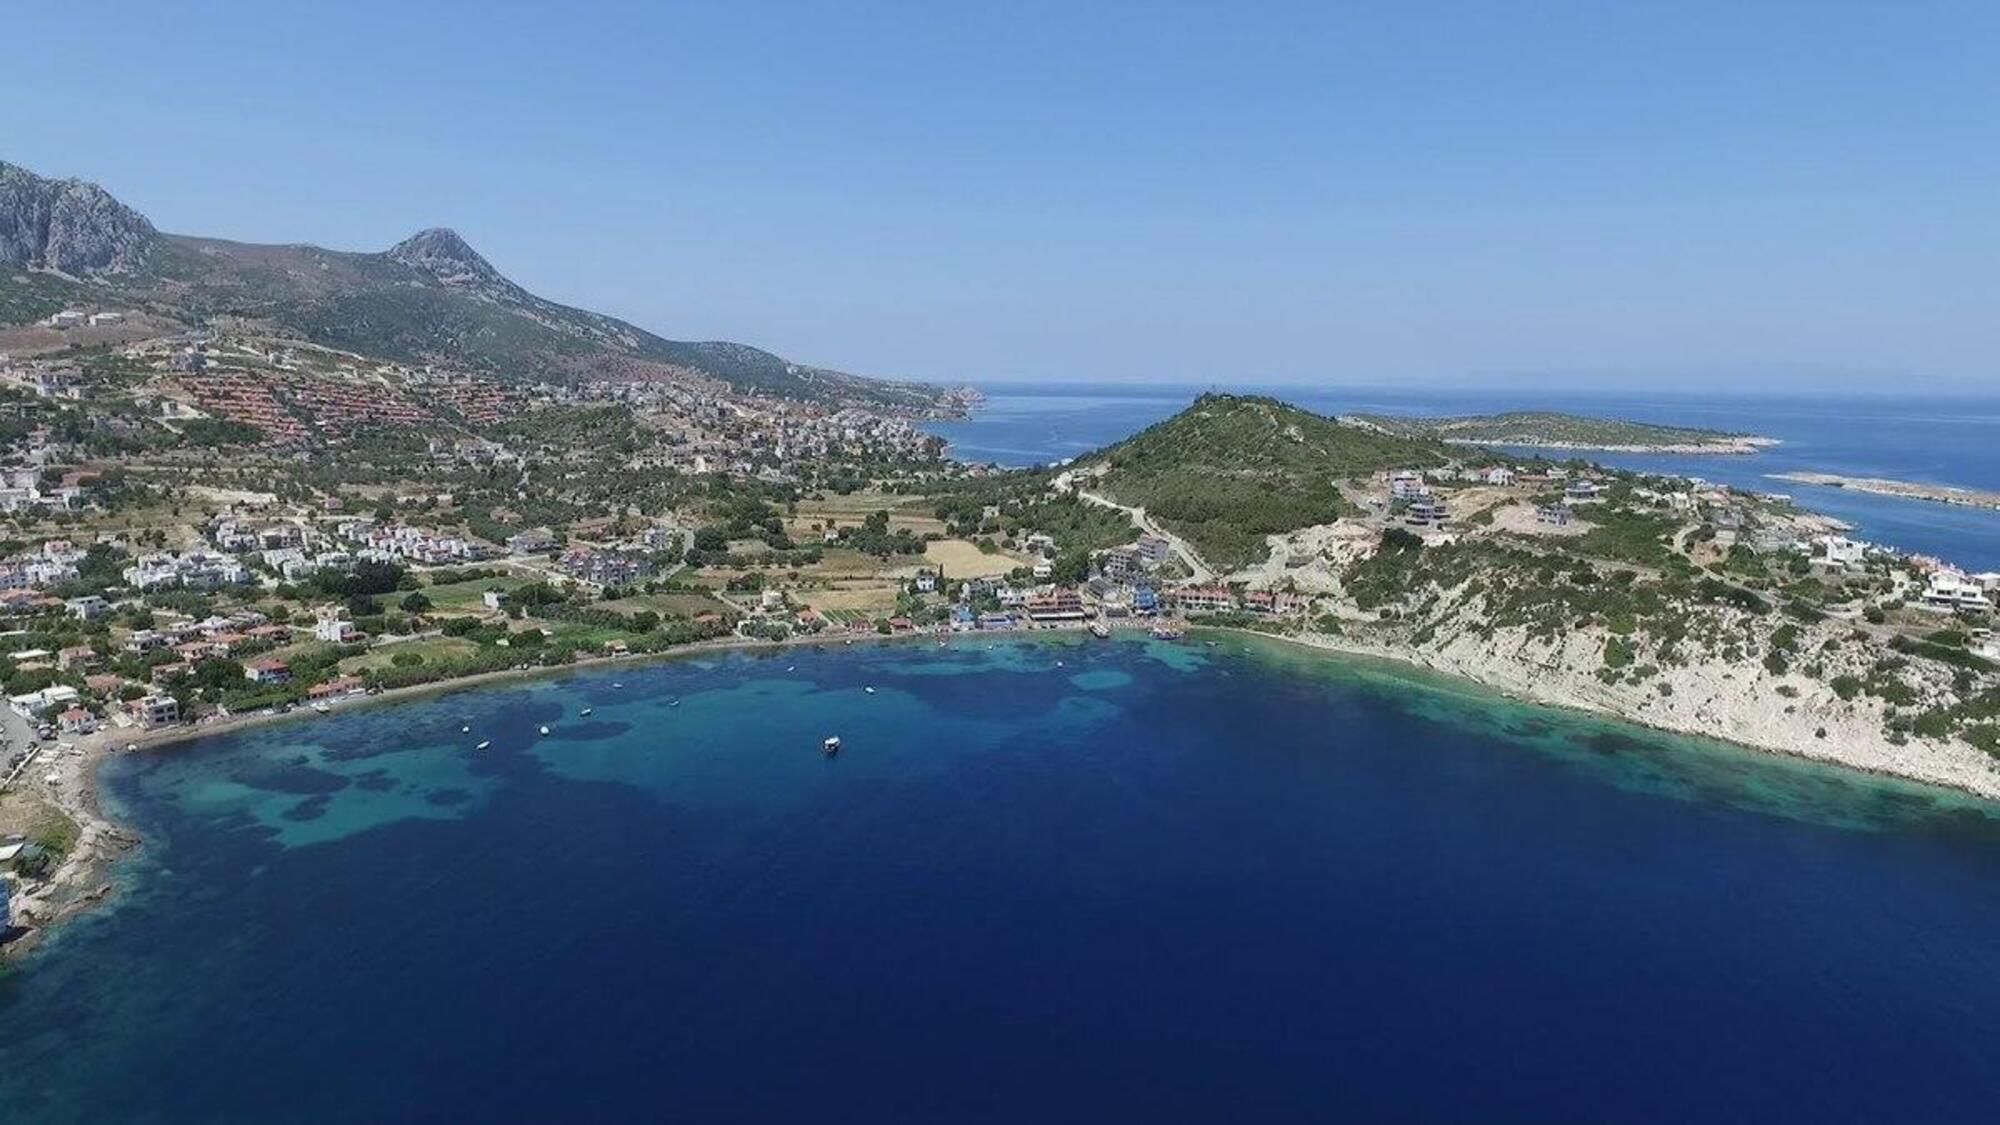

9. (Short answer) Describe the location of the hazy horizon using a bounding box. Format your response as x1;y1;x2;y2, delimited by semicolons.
5;2;1993;392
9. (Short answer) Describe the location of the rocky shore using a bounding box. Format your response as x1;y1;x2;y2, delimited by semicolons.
1272;617;2000;801
1771;471;2000;512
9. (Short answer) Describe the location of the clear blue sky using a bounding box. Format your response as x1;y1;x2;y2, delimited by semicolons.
5;1;1994;389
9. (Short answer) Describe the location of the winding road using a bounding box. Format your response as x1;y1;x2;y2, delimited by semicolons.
1075;488;1216;583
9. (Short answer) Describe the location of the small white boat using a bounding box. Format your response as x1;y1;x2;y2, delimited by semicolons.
823;736;841;756
311;702;331;714
1056;660;1065;668
864;686;876;695
787;666;795;672
580;707;594;717
670;699;681;708
539;725;551;737
461;724;471;733
475;740;492;751
612;682;624;689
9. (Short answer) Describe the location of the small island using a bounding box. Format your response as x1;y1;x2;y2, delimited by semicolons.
1342;410;1779;454
1771;472;2000;512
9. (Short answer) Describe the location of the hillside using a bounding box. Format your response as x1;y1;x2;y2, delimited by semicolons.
0;160;961;414
1084;394;1451;567
1343;410;1773;453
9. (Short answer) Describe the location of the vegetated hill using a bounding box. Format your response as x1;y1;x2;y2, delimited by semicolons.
0;160;957;413
1086;393;1451;568
1343;410;1767;451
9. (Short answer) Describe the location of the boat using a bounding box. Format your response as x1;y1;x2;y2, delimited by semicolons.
539;725;551;736
670;698;681;708
311;702;331;714
461;724;471;733
1149;625;1184;641
612;682;624;689
823;736;841;756
1089;621;1111;639
475;740;492;751
786;666;795;672
864;686;877;695
579;707;594;717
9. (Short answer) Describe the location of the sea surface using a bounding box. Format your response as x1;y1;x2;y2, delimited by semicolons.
5;636;2000;1122
923;383;2000;570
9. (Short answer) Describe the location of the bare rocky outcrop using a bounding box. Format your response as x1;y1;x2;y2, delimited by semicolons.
0;160;158;274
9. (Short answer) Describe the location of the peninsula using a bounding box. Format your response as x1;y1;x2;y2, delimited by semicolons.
1343;410;1779;454
1771;471;2000;513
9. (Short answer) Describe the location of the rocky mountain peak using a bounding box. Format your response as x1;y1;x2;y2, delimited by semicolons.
0;160;158;274
387;226;509;291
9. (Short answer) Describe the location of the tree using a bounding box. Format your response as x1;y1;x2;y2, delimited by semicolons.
400;591;433;614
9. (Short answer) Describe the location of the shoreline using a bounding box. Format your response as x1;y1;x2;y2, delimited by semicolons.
1240;626;2000;802
11;615;1996;959
1459;436;1781;456
1;623;1091;955
1770;470;2000;513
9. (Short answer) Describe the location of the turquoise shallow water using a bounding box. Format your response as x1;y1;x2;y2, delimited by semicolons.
4;634;2000;1122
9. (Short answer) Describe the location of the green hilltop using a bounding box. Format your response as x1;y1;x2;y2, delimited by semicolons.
1085;393;1451;568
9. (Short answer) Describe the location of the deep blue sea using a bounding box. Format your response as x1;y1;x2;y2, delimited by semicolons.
923;383;2000;570
6;635;2000;1122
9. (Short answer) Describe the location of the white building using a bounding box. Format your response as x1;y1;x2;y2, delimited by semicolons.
313;608;358;643
1815;536;1867;570
1388;471;1429;501
1921;570;1993;612
10;685;80;718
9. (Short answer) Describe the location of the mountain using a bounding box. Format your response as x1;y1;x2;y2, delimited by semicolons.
0;162;157;274
1083;393;1451;568
0;160;961;413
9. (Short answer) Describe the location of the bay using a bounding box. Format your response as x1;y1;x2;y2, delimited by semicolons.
3;636;1999;1122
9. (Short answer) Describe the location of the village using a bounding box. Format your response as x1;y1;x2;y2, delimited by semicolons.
4;319;2000;936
